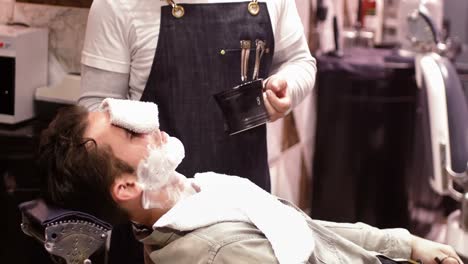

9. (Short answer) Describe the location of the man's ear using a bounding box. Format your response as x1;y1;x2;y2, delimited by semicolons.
111;174;141;203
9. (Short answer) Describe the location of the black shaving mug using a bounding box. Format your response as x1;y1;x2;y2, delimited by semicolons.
214;79;270;135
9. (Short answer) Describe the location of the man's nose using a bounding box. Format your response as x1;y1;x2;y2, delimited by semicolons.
148;130;163;146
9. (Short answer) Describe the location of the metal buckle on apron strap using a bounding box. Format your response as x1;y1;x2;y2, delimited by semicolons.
248;0;260;16
165;0;260;18
166;0;185;18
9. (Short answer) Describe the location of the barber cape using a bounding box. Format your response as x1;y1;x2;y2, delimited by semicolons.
154;172;315;264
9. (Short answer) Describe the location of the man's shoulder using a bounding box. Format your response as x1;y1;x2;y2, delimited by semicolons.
195;222;278;263
187;222;278;263
149;222;277;263
191;221;267;245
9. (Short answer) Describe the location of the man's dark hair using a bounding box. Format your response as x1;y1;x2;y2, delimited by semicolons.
38;105;134;225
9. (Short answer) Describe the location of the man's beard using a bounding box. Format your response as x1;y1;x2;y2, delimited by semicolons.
137;136;186;209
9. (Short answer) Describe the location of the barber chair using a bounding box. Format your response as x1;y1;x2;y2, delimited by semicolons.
417;52;468;259
19;199;112;264
408;5;468;260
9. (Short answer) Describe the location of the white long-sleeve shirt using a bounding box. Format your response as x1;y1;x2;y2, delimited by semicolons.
79;0;316;111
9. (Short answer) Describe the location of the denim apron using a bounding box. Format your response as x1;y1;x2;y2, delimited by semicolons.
140;1;275;191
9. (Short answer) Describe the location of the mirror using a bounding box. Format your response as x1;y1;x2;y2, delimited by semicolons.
16;0;92;8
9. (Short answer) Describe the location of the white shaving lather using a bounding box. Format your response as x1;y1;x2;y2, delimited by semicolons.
99;98;159;133
137;137;186;209
99;98;188;209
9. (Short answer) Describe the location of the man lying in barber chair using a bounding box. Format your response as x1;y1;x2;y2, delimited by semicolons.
36;99;462;264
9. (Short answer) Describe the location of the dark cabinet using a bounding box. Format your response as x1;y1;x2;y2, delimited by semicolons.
0;120;53;264
311;48;417;229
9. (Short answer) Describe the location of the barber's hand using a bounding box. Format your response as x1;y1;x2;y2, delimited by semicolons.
263;75;291;122
410;235;463;264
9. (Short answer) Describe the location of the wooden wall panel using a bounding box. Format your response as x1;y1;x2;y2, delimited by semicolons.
16;0;92;8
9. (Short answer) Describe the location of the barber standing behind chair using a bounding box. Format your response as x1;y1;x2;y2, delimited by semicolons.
78;0;316;263
80;0;315;192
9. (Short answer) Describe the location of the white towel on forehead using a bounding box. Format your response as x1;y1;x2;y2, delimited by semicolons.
99;98;159;133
